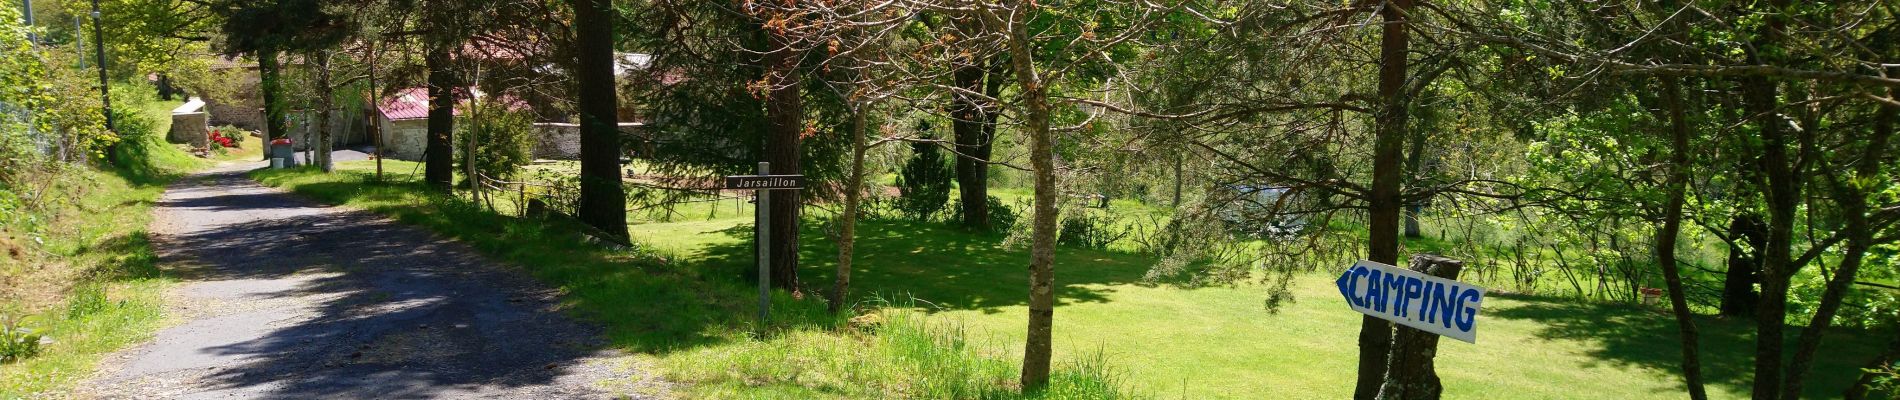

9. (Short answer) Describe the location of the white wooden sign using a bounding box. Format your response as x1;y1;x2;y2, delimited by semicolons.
1336;259;1486;343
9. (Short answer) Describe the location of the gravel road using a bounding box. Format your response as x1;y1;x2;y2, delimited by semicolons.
82;162;660;399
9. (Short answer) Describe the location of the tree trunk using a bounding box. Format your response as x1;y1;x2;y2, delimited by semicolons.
1375;255;1462;400
1171;154;1183;208
573;0;630;241
1743;18;1796;399
368;42;384;181
260;47;287;161
1003;3;1058;389
1721;214;1764;318
1401;99;1430;239
425;50;456;191
1781;97;1892;399
315;52;335;173
1357;1;1412;398
832;107;869;314
763;31;803;291
952;58;990;229
1657;76;1709;400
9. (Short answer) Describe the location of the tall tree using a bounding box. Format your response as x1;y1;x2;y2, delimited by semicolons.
424;48;456;189
1354;0;1412;397
951;54;1003;230
570;0;628;240
761;27;804;290
214;0;349;157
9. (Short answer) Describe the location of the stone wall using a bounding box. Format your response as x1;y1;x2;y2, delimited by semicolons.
168;99;209;147
529;122;644;160
169;112;209;147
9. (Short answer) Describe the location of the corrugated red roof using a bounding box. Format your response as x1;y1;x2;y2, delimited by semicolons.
378;87;455;121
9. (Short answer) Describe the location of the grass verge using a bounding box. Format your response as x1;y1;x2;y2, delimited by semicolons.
0;95;196;396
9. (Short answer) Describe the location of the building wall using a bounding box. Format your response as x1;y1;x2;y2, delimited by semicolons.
529;122;645;160
169;112;209;147
202;68;263;131
379;118;430;161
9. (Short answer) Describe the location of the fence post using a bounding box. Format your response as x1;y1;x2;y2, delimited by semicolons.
1377;254;1464;400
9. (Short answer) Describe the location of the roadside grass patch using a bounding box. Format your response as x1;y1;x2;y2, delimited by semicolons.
0;165;180;396
0;86;189;396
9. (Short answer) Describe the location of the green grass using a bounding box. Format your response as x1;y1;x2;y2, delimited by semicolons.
0;167;174;396
626;199;1885;399
252;160;1133;399
252;160;1887;399
0;96;192;396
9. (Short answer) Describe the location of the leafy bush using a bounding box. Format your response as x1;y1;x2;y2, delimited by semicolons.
457;99;536;184
896;135;953;221
208;127;245;148
953;195;1019;233
1058;211;1128;250
0;315;40;364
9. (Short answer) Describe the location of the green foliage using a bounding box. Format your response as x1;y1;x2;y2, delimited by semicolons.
896;136;953;221
0;9;109;179
106;83;201;183
63;285;110;320
1057;211;1127;250
457;100;536;183
955;195;1021;233
1867;360;1900;397
0;315;41;364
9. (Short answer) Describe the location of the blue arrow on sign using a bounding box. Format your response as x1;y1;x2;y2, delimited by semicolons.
1337;260;1485;343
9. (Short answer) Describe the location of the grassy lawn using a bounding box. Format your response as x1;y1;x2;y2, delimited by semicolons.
1;98;198;396
252;159;1887;399
636;215;1885;399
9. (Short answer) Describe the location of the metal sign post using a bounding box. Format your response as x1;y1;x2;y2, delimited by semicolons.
755;162;770;326
728;163;805;329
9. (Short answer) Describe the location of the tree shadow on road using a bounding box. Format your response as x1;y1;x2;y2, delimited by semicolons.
116;174;621;398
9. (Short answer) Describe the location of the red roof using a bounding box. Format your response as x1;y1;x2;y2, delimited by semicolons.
378;87;455;121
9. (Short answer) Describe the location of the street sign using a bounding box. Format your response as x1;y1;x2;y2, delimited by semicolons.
725;175;805;190
731;165;805;330
1336;259;1486;343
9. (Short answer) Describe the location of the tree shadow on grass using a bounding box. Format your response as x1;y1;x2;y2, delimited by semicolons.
1487;292;1886;398
686;219;1170;314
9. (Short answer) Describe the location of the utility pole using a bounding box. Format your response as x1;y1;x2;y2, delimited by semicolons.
21;0;39;158
22;0;35;44
90;0;112;132
72;15;81;67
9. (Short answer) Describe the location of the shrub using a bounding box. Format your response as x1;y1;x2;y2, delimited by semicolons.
0;315;40;364
1058;211;1128;250
896;135;952;221
457;99;536;185
953;195;1019;233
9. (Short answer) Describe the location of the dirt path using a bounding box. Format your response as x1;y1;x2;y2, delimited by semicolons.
82;163;658;399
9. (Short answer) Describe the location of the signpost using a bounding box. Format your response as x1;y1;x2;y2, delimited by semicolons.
1336;259;1486;343
727;163;804;327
